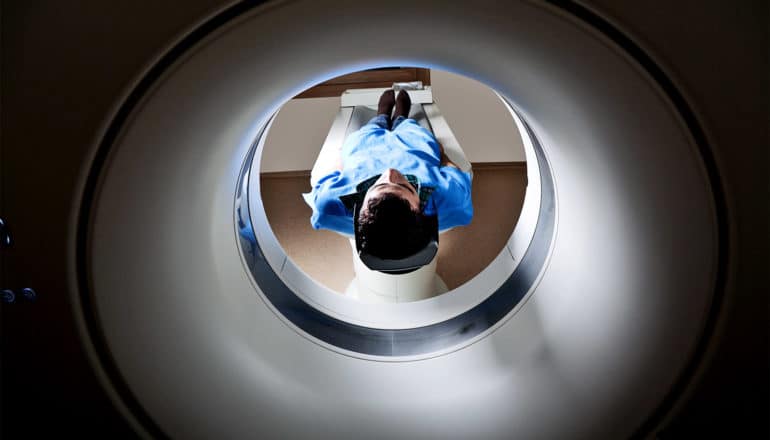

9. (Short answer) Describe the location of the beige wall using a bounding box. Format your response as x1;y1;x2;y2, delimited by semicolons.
260;69;525;172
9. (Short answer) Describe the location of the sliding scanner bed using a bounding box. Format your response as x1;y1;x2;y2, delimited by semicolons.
310;86;473;186
310;86;471;303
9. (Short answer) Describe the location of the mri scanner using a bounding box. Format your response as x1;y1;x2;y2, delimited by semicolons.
1;0;766;438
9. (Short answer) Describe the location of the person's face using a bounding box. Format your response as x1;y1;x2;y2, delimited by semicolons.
361;168;420;212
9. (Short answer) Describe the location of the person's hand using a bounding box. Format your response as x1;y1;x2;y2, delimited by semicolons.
438;142;458;168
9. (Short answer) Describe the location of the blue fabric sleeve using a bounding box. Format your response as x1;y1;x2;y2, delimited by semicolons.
435;166;474;230
302;171;355;235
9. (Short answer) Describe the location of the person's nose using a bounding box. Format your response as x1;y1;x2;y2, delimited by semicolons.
383;168;401;182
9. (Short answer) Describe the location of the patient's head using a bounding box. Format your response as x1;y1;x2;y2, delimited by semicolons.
356;169;432;259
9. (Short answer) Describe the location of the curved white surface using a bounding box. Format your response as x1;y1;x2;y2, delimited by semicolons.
87;1;718;438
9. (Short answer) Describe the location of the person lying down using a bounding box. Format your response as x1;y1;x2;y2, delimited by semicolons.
303;89;473;267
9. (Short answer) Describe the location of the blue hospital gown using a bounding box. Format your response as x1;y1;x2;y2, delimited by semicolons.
302;116;473;235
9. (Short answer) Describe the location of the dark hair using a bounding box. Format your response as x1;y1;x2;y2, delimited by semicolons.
356;194;435;260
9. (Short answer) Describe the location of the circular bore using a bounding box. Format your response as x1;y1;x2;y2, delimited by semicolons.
237;100;554;356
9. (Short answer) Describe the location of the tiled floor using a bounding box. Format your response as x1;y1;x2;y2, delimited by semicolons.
260;163;527;293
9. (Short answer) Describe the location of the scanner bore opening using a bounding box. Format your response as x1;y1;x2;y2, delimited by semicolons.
235;66;555;357
258;68;527;299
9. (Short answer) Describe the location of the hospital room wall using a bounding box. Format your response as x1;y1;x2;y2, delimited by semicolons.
260;69;526;173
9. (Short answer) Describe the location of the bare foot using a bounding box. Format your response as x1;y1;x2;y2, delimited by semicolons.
377;89;396;116
393;90;411;119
